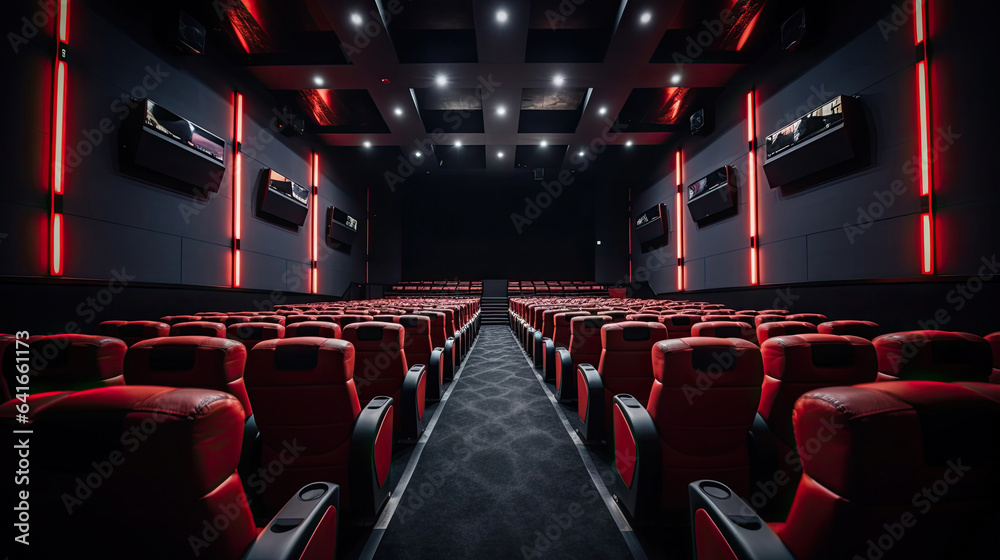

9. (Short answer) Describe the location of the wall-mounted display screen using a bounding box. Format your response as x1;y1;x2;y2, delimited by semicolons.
143;100;225;163
635;203;668;251
765;96;844;159
259;169;309;226
687;166;736;222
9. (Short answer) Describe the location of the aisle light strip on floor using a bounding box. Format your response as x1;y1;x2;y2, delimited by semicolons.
512;331;648;560
359;331;481;560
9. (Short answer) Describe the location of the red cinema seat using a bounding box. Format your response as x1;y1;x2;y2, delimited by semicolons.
160;314;202;325
417;311;456;381
613;338;763;519
169;321;226;338
537;307;570;376
226;322;284;350
285;321;342;339
689;381;1000;560
577;321;668;442
988;332;1000;383
818;319;880;339
253;315;287;326
873;331;992;382
124;336;253;419
784;313;827;326
756;321;817;344
0;386;340;559
658;314;701;338
343;322;426;440
99;320;170;346
2;334;126;396
692;321;757;344
245;338;393;523
554;315;611;402
285;315;315;326
754;314;788;328
397;315;445;401
753;333;878;518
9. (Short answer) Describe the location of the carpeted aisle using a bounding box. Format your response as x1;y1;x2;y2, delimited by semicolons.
372;326;635;559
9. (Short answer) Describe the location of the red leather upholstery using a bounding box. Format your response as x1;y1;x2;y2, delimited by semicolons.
286;321;342;339
756;321;817;344
226;322;284;350
773;381;1000;560
987;332;1000;383
285;315;315;325
648;337;763;507
160;314;202;325
417;311;449;348
397;315;433;369
658;314;701;338
553;311;590;348
169;321;226;338
99;320;170;346
692;321;756;343
754;314;787;328
0;386;255;559
3;334;126;395
817;319;880;339
625;313;660;323
245;338;361;514
568;315;611;371
598;321;669;419
124;336;252;418
343;322;407;409
252;315;287;326
873;330;992;382
784;313;827;326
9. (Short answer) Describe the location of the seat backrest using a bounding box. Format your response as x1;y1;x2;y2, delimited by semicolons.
756;320;818;344
285;321;342;339
160;315;202;325
784;313;828;326
0;386;255;559
598;322;669;405
342;322;407;407
873;330;992;382
568;315;611;367
625;313;660;323
99;320;170;346
3;334;127;395
553;311;590;348
124;336;252;417
331;314;373;328
397;315;433;367
605;310;630;323
245;338;361;513
169;321;226;338
753;314;787;328
758;334;877;449
253;315;287;326
647;337;763;507
776;381;1000;560
691;321;756;343
658;314;701;338
226;322;285;350
540;308;569;338
285;315;315;325
817;319;880;339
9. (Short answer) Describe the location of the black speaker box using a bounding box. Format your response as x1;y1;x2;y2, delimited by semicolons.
259;170;309;226
687;166;736;222
155;8;206;55
781;8;808;51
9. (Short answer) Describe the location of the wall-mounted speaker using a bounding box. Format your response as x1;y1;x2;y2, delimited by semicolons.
154;8;206;55
533;168;545;181
259;169;309;225
687;166;736;222
781;8;808;51
635;203;668;252
327;206;358;249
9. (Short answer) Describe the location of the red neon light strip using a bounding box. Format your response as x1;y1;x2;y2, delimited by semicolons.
913;0;925;45
747;90;759;285
921;213;933;274
51;213;63;276
914;1;933;275
675;150;684;292
53;62;67;195
916;62;931;198
50;0;69;276
233;93;243;287
311;152;319;294
366;187;370;284
58;0;69;42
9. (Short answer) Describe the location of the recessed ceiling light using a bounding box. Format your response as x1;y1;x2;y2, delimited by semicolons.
671;73;681;84
414;151;423;158
497;151;504;158
496;9;508;23
640;12;652;24
578;150;585;157
350;13;362;26
598;106;607;115
313;76;324;86
597;240;602;245
435;74;447;87
362;141;372;148
540;140;548;147
553;74;565;87
455;140;462;147
394;107;403;116
497;106;506;116
625;140;633;147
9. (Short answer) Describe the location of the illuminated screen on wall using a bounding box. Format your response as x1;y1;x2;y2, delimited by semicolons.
143;100;225;163
765;96;845;159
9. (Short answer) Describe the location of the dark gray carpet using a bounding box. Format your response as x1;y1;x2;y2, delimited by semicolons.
373;326;635;559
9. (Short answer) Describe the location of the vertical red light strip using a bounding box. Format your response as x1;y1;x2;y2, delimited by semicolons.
50;0;69;276
233;93;243;287
747;90;759;285
311;152;319;294
366;187;370;284
675;150;684;291
914;1;934;274
628;187;632;284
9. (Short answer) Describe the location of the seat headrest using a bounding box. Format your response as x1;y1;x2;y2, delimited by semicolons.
226;322;284;342
124;336;247;395
159;315;201;325
397;315;431;330
247;338;354;384
285;315;315;325
659;314;700;327
343;321;404;349
873;331;992;382
11;335;126;383
285;321;342;339
761;333;877;383
99;321;170;341
692;321;755;342
794;381;1000;503
756;321;818;343
817;320;880;339
652;337;763;386
168;321;226;338
625;314;660;322
784;313;828;325
333;315;374;327
571;315;611;335
602;321;668;350
754;314;787;327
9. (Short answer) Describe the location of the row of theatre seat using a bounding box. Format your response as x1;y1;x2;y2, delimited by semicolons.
387;280;482;295
0;297;479;560
510;297;1000;559
507;280;608;295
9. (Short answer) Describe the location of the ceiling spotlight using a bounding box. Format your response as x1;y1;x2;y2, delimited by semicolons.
578;150;585;157
435;74;447;87
350;13;362;26
598;106;607;115
497;151;504;158
640;12;652;24
553;74;565;87
671;73;681;84
313;76;324;86
496;9;508;23
414;151;423;158
455;140;462;147
597;240;602;245
625;140;633;147
362;141;372;148
497;106;506;116
394;107;403;116
540;140;548;147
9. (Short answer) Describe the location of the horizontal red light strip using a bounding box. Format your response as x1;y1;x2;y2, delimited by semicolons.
921;213;933;274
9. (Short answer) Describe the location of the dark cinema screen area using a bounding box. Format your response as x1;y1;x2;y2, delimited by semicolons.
401;170;596;280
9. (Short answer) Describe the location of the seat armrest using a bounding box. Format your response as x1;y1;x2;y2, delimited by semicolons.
427;347;445;401
244;482;340;560
349;396;394;523
400;364;427;440
554;347;575;402
532;331;544;367
612;395;662;521
688;480;794;560
576;364;605;443
748;413;787;520
542;338;556;381
443;338;456;381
